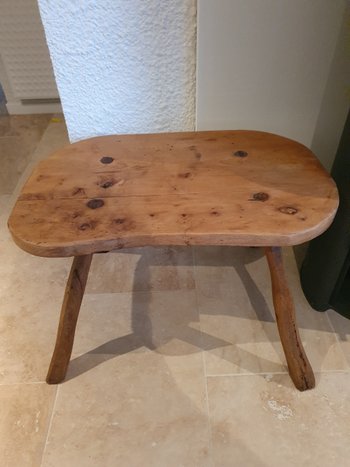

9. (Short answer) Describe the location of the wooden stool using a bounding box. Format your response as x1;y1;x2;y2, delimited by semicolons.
8;130;338;391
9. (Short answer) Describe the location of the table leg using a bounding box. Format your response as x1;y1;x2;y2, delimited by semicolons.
265;247;315;391
46;254;93;384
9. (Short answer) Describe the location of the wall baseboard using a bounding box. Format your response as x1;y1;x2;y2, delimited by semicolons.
6;100;62;115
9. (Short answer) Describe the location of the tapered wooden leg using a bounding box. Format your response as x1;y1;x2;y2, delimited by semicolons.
46;254;93;384
265;247;315;391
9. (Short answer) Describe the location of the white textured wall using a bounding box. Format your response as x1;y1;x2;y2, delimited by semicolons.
38;0;196;142
197;0;346;152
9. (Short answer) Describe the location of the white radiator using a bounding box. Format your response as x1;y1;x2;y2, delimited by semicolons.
0;0;58;100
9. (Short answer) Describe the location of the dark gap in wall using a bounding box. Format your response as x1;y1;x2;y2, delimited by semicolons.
0;82;8;115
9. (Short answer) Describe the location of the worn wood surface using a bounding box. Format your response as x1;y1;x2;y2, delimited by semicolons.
8;130;338;257
265;247;315;391
46;254;92;384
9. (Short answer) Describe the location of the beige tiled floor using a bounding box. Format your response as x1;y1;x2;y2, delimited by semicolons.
1;115;350;466
0;115;52;194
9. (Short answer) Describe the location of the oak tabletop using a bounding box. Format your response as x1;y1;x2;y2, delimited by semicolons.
8;130;338;257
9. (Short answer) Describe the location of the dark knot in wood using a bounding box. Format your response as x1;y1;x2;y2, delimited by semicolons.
87;199;104;209
79;223;92;231
100;180;115;189
234;150;248;158
100;156;114;164
178;172;191;178
251;192;269;202
72;187;85;196
279;206;298;215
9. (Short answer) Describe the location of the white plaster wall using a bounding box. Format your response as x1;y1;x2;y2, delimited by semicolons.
38;0;196;142
197;0;347;152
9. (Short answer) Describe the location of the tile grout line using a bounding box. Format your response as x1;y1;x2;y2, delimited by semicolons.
206;369;350;378
40;384;60;467
191;246;215;467
207;371;288;378
202;353;215;467
0;380;46;387
84;289;200;296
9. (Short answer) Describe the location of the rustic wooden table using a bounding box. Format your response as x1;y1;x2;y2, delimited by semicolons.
8;130;338;390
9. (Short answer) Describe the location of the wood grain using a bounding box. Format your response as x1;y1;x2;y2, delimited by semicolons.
46;254;92;384
8;130;338;257
265;247;315;391
8;130;331;389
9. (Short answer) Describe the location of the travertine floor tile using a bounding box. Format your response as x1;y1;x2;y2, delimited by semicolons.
207;373;350;467
71;290;202;360
86;246;195;293
194;246;346;375
0;194;11;222
1;189;70;383
0;138;32;194
42;291;211;467
0;114;51;138
9;115;68;204
327;309;350;369
282;247;347;372
0;115;52;194
0;383;56;467
0;191;70;383
30;115;68;163
0;194;69;383
0;282;67;384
